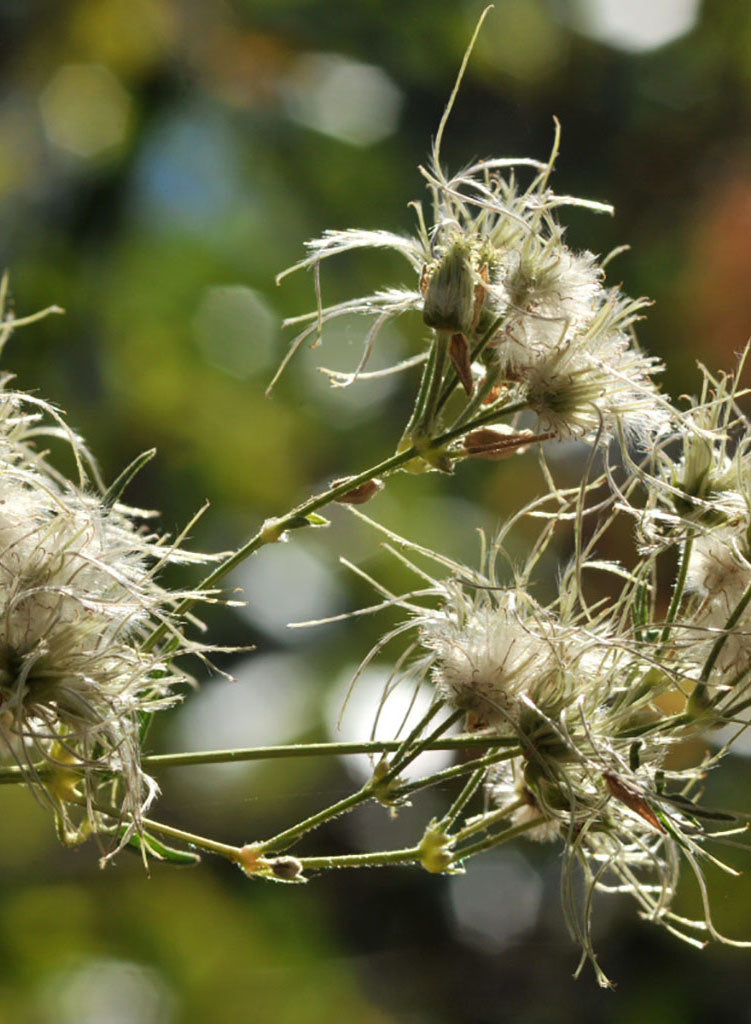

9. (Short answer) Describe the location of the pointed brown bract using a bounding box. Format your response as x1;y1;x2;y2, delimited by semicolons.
471;264;489;330
463;427;553;460
333;476;384;505
603;772;665;833
450;332;474;395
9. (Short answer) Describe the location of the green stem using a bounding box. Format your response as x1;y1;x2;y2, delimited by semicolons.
700;578;751;683
83;799;243;862
454;798;525;843
448;364;502;432
138;816;242;861
297;846;423;871
257;710;463;854
257;783;375;855
433;313;507;419
378;700;446;776
141;734;513;770
440;768;486;831
0;735;514;787
660;531;694;645
434;399;528;448
414;329;449;436
0;764;52;785
402;334;440;439
392;746;519;800
143;399;528;655
142;442;419;653
452;814;545;863
377;707;463;787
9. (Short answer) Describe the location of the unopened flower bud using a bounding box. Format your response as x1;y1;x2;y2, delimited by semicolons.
270;856;304;881
422;242;475;335
418;820;459;874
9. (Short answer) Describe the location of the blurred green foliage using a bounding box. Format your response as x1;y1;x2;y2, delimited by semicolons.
1;1;751;1020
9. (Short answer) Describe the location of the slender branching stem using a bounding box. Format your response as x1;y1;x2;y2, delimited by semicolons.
140;734;515;770
439;767;486;830
256;783;376;855
143;399;529;654
392;746;519;801
297;846;423;871
83;799;244;862
142;442;421;652
452;814;545;863
454;798;526;843
377;707;464;787
255;710;464;855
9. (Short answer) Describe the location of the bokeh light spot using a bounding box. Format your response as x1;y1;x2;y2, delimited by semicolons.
575;0;700;53
40;64;133;159
233;541;345;646
326;666;455;783
173;653;310;790
281;53;402;147
40;958;176;1024
449;851;543;953
192;285;276;379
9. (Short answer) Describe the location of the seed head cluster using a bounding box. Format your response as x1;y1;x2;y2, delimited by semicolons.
0;353;215;858
277;121;666;448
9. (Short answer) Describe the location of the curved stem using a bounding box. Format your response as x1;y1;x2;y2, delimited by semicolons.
144;398;529;654
142;442;419;653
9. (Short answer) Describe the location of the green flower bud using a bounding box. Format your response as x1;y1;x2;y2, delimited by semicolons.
422;241;475;335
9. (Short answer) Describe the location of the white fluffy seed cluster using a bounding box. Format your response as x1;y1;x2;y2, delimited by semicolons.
421;583;568;730
0;374;211;856
640;364;751;697
278;126;667;445
354;382;751;981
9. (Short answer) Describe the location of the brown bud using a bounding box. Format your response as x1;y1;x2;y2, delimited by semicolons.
270;856;304;881
449;332;474;396
483;384;504;405
463;427;553;460
333;476;384;505
471;264;490;330
603;772;665;833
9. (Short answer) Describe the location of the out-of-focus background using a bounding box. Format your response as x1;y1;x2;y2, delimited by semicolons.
1;1;750;1021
